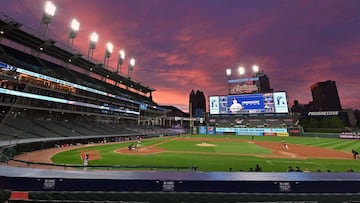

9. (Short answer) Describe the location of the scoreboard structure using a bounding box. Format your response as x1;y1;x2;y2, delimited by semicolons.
209;92;289;115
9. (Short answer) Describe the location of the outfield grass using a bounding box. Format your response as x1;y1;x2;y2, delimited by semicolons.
51;135;360;172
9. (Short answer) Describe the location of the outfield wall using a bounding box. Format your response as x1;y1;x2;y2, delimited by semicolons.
198;126;289;136
197;126;346;139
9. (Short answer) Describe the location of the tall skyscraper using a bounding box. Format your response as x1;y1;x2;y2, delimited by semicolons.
189;90;206;117
257;73;273;93
311;80;342;111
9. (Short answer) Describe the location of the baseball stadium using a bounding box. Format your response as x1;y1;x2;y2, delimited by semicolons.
0;2;360;203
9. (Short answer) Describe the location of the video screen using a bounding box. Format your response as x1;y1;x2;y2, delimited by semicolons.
209;92;288;115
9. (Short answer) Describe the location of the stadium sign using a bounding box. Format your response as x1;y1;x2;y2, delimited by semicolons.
215;127;288;136
228;77;259;94
0;62;16;71
230;84;258;94
228;77;259;83
339;132;360;139
308;111;339;116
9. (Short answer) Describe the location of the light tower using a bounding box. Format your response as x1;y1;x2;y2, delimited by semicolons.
117;50;125;74
128;58;135;78
226;64;261;94
67;19;80;47
39;1;56;36
226;68;231;95
87;32;98;59
103;42;113;68
252;65;261;92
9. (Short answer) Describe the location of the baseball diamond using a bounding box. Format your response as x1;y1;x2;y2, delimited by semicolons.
11;135;360;172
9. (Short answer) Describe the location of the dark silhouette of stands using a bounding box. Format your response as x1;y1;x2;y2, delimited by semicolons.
0;111;174;140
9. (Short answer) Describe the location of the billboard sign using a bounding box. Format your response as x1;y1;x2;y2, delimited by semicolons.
273;92;288;113
228;77;259;94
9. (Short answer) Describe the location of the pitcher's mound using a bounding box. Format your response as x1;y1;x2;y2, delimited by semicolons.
196;143;216;147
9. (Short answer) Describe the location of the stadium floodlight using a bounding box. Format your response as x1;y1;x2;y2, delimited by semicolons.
106;42;113;55
104;42;113;68
87;32;98;59
44;1;56;17
70;19;80;32
39;1;56;35
117;50;125;73
128;58;135;78
90;32;99;44
226;68;231;77
68;19;80;47
238;66;245;75
252;65;259;73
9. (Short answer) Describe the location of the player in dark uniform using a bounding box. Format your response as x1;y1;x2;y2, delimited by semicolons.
352;149;359;159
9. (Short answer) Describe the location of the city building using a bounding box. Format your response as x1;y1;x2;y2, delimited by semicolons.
256;73;273;93
189;90;206;117
311;80;342;111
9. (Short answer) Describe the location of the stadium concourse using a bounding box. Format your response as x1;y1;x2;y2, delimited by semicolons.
1;6;360;203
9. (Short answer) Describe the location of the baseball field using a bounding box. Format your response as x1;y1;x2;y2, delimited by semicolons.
46;135;360;172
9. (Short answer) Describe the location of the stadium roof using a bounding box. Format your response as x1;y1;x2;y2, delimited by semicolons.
0;12;155;94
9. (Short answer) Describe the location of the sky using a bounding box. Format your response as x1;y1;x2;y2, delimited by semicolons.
1;0;360;112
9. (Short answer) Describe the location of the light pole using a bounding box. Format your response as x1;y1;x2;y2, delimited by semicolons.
104;42;113;68
39;1;56;36
226;68;231;95
128;58;135;78
87;32;98;59
117;50;125;74
68;18;80;47
251;65;260;92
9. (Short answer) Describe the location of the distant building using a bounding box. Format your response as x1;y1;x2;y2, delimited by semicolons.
257;73;273;93
189;90;206;117
160;105;188;117
311;80;342;111
291;81;356;128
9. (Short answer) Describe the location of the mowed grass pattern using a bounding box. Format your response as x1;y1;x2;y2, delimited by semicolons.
158;140;272;154
51;135;360;172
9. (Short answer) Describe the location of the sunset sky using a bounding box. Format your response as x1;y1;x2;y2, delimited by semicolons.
1;0;360;112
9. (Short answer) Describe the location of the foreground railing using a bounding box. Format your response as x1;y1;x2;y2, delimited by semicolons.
9;158;198;171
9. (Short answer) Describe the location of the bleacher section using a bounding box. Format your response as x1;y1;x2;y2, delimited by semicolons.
0;11;167;136
0;107;178;141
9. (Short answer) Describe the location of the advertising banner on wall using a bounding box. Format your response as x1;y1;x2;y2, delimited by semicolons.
339;132;360;139
207;126;215;134
215;127;288;136
198;126;207;134
288;127;302;136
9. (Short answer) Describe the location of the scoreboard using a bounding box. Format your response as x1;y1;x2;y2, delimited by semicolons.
209;92;288;115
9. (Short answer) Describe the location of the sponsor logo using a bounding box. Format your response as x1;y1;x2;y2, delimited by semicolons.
308;111;339;116
230;84;258;94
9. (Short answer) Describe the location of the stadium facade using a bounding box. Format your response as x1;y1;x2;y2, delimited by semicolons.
0;11;172;141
